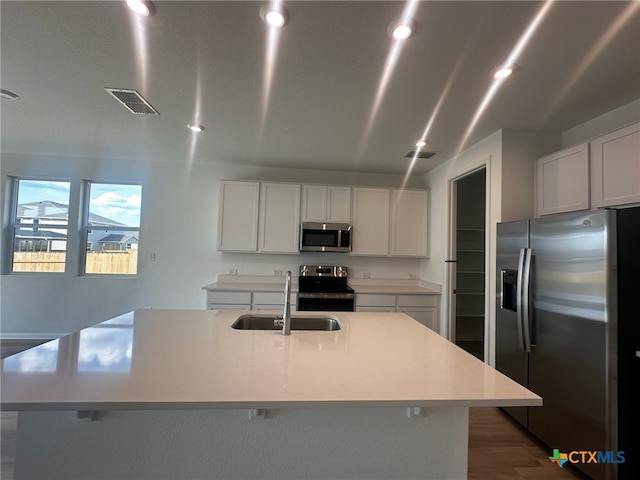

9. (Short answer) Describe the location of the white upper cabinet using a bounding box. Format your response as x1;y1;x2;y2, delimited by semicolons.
351;188;390;255
217;181;260;252
352;187;429;257
390;189;429;257
258;182;301;254
535;143;590;216
301;185;351;223
590;122;640;208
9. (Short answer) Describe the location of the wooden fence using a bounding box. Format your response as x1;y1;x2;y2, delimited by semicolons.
12;250;138;274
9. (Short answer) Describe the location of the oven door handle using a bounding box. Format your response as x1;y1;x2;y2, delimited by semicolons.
297;292;355;299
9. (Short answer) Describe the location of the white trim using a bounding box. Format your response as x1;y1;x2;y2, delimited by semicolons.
445;160;491;360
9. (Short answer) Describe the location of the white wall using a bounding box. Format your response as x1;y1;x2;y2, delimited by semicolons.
0;153;423;335
419;131;502;351
561;99;640;148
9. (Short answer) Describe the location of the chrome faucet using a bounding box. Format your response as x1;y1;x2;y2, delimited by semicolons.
282;270;292;335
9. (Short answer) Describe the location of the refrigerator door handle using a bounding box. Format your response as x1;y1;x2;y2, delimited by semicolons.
522;247;534;353
516;248;526;350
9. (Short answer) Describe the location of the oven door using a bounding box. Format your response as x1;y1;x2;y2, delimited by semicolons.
297;293;355;312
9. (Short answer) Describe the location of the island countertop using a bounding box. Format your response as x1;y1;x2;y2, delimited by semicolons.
1;309;541;411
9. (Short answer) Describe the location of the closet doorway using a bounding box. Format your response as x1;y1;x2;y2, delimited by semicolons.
451;168;486;360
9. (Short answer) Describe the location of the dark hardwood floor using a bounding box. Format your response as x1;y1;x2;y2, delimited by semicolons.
1;406;588;480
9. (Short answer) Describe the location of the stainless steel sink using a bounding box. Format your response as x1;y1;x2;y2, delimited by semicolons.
232;314;341;331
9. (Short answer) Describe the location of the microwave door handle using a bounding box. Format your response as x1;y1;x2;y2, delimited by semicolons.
516;248;526;351
522;248;533;353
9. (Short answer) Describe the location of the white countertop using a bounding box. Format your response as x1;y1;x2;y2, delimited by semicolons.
203;277;441;295
203;281;299;293
1;309;540;411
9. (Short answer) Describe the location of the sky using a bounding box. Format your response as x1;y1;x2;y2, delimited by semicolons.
17;180;142;227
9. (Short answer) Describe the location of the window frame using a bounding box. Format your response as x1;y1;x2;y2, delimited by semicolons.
6;177;72;274
80;181;142;276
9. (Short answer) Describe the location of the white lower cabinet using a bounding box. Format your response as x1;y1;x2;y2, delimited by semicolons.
397;295;438;331
590;122;640;208
355;294;396;312
355;293;439;331
252;292;296;311
206;291;293;311
207;291;251;311
398;307;437;331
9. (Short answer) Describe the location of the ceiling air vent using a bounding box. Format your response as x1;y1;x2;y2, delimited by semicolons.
105;88;159;115
404;150;437;159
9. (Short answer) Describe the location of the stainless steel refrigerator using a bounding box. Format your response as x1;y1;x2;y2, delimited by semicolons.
496;207;639;480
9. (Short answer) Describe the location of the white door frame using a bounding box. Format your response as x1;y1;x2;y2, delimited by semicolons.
444;162;491;361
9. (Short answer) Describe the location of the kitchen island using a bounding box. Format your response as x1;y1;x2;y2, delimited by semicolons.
1;309;541;479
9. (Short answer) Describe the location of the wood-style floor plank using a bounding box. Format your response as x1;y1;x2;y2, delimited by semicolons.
468;407;587;480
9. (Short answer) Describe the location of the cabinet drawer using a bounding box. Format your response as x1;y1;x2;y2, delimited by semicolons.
355;294;396;307
253;305;297;311
207;304;251;311
356;306;396;312
252;292;285;305
397;295;438;308
207;291;252;305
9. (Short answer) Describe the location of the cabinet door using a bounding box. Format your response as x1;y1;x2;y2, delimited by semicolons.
351;188;390;255
390;189;429;257
301;185;351;223
355;294;396;308
206;291;252;310
326;186;351;223
218;181;259;252
258;183;301;253
535;143;589;216
590;122;640;208
301;185;327;222
399;308;437;331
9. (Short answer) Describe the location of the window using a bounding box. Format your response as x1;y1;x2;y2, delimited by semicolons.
9;179;71;273
83;182;142;275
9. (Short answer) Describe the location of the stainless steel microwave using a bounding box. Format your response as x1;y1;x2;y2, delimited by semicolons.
300;223;352;253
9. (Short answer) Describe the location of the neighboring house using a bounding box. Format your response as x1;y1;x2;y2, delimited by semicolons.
16;201;138;252
92;233;139;252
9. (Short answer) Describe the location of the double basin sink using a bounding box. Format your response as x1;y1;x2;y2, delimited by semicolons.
232;314;341;331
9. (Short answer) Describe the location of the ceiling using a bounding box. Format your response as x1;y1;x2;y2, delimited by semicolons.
1;1;639;176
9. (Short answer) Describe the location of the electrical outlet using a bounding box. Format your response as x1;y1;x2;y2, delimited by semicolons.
274;270;283;276
228;268;237;275
149;253;156;261
408;273;417;280
363;272;371;279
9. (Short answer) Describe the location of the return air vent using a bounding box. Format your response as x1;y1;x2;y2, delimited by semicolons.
404;150;437;159
105;88;159;115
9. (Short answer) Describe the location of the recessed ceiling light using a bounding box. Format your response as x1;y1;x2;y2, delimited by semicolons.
1;89;19;100
261;6;288;28
415;140;428;148
390;21;415;41
493;65;516;80
187;123;205;132
125;0;154;16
